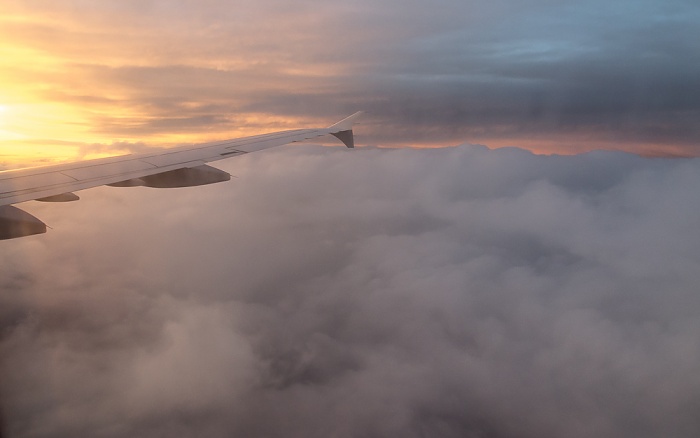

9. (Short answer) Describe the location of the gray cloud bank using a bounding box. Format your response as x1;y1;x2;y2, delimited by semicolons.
2;145;700;437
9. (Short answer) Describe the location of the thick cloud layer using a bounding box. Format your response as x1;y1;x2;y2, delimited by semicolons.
1;145;700;437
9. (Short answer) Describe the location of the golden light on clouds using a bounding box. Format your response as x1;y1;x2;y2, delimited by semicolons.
0;104;21;140
0;2;346;168
0;104;21;148
0;0;696;164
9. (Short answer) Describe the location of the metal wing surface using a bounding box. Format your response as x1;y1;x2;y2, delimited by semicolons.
0;112;362;239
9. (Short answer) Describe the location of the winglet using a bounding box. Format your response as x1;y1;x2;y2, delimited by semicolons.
327;111;363;148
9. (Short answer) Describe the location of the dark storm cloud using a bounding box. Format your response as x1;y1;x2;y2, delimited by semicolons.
2;145;700;437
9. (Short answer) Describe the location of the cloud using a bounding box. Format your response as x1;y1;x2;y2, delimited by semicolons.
1;144;700;437
2;0;699;154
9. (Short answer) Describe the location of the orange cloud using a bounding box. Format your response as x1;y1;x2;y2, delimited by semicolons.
0;2;357;166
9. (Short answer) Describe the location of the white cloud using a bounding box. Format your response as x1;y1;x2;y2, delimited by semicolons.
1;145;700;437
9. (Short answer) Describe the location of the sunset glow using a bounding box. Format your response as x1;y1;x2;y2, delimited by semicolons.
0;0;698;167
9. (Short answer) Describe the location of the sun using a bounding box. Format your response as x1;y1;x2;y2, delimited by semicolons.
0;104;21;141
0;104;8;130
0;104;9;126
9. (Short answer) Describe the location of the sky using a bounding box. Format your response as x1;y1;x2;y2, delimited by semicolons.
2;1;700;437
0;0;699;160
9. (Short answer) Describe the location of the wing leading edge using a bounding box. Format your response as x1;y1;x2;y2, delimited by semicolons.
0;112;363;240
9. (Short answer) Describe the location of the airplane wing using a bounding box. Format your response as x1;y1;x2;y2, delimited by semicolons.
0;112;363;240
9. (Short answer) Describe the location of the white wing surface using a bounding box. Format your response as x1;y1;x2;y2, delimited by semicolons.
0;112;362;240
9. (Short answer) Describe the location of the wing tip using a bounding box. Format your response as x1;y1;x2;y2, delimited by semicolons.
327;111;363;148
327;111;364;132
331;130;354;148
